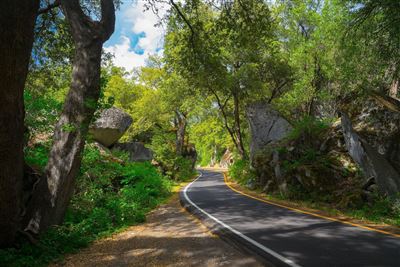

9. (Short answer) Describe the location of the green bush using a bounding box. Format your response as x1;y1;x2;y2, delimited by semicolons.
350;195;400;225
150;131;195;181
228;159;256;185
0;143;171;267
287;116;329;149
24;91;62;136
174;156;196;181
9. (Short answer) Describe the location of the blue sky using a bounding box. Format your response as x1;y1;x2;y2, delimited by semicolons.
104;1;167;71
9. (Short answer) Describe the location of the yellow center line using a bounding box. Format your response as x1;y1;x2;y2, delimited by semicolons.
222;172;400;239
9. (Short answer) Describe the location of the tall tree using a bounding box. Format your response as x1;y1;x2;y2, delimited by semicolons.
0;0;40;247
273;0;348;118
165;0;290;160
23;0;116;234
351;0;400;99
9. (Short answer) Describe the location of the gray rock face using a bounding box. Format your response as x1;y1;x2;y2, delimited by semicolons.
219;149;234;168
113;142;153;162
246;102;293;160
354;99;400;174
341;112;400;196
89;107;133;147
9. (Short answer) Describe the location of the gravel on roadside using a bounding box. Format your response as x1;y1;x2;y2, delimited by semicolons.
51;194;263;267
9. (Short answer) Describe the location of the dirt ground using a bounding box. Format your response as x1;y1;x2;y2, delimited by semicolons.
51;194;262;267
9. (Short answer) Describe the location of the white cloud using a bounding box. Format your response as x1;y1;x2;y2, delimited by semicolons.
125;1;167;52
104;36;147;69
104;1;168;72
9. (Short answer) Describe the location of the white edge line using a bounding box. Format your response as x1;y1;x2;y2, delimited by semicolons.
183;171;302;267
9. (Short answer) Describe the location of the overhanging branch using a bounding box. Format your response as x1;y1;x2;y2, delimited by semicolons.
169;0;195;48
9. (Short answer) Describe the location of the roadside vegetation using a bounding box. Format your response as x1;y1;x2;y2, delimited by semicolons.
1;146;172;267
1;0;400;266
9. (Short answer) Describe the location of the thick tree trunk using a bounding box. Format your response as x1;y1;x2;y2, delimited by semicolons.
0;0;39;247
175;111;187;156
23;0;115;234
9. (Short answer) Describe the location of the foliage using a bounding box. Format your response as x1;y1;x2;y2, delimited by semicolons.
189;104;232;166
6;0;400;258
24;86;63;136
164;0;291;159
349;0;400;88
351;195;400;225
149;130;195;181
0;143;171;267
228;159;256;185
273;0;350;117
286;116;330;147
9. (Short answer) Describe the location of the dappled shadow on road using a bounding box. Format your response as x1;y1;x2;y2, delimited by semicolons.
52;195;262;267
187;170;400;267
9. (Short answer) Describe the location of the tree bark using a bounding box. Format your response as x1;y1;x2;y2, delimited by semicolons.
23;0;115;234
233;91;247;160
210;88;247;160
370;91;400;113
0;0;39;247
389;79;399;99
175;110;187;156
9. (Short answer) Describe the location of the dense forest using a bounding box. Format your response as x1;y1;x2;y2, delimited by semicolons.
1;0;400;266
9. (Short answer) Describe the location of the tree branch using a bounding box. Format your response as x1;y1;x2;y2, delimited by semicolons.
268;80;289;103
100;0;116;41
169;0;195;48
60;0;92;41
209;87;238;148
370;91;400;112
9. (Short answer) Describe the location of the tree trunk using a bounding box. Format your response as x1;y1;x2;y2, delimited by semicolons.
23;0;115;234
389;79;399;99
0;0;39;247
308;55;323;116
210;88;247;160
233;92;247;160
175;111;187;156
370;91;400;113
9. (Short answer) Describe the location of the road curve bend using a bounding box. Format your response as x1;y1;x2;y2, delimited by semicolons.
180;169;400;267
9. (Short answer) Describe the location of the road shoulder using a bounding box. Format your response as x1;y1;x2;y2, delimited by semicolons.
223;172;400;238
51;189;262;267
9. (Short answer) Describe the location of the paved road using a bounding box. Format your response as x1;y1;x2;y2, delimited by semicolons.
181;170;400;267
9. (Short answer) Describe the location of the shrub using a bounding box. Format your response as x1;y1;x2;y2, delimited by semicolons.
173;156;196;181
150;132;196;181
287;116;329;150
0;143;171;267
229;159;256;185
24;91;62;136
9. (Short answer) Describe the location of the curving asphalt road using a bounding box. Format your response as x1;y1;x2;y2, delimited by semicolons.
180;169;400;267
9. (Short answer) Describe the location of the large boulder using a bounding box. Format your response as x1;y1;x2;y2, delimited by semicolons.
353;98;400;173
246;102;293;161
341;112;400;196
113;142;153;162
89;107;133;147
